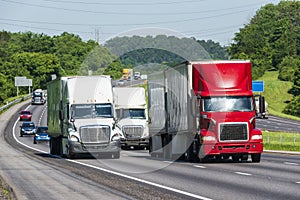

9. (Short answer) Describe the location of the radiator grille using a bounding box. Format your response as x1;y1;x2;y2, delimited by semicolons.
219;123;248;141
123;126;143;139
80;126;110;143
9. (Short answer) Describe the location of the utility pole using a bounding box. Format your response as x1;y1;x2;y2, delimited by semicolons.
95;29;100;44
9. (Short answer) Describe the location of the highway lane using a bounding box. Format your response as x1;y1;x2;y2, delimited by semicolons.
1;102;136;200
256;115;300;133
7;103;300;200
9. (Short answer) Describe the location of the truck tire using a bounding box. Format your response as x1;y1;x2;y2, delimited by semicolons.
50;137;62;155
186;142;199;162
251;153;261;163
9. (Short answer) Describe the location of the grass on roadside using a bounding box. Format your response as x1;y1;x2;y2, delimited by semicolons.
263;131;300;152
255;71;300;121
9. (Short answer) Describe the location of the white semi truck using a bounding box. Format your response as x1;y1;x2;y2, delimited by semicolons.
47;76;121;158
31;89;46;105
113;87;149;149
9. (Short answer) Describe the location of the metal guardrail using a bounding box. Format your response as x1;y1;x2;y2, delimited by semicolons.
0;95;31;112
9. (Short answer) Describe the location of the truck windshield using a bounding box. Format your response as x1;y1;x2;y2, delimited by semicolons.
117;109;146;119
71;103;113;119
33;92;43;97
202;96;253;112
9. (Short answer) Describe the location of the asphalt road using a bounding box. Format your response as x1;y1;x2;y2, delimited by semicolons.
0;101;300;200
256;115;300;133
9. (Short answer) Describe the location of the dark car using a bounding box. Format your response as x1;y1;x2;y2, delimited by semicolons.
20;121;36;137
33;126;50;144
19;110;32;121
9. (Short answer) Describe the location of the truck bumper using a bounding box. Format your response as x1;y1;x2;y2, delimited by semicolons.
201;142;263;156
120;138;149;148
68;141;120;155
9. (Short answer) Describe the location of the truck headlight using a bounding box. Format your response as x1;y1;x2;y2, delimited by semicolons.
111;133;120;141
251;135;262;140
202;135;216;142
70;135;79;142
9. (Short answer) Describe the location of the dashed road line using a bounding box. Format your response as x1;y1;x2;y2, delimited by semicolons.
234;172;252;176
194;165;206;169
284;162;299;166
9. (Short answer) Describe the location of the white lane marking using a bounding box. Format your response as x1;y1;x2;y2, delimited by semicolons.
38;105;47;126
296;182;300;184
194;165;206;169
12;111;213;200
284;162;299;166
163;161;173;164
69;159;213;200
234;172;252;176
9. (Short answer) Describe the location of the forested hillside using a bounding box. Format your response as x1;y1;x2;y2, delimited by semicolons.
228;0;300;117
0;31;227;103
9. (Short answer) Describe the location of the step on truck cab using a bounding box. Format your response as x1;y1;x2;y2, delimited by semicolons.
47;76;121;159
148;60;263;162
113;87;149;149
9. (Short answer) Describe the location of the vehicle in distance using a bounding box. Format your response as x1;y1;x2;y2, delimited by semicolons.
31;89;46;105
20;121;36;137
19;110;32;121
117;79;125;86
34;126;50;144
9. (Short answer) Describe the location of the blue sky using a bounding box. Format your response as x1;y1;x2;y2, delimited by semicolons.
0;0;281;46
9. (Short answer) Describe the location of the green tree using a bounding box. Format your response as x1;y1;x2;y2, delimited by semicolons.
228;1;300;78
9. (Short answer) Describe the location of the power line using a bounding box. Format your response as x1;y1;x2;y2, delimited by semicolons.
1;0;264;16
0;8;254;27
38;0;207;6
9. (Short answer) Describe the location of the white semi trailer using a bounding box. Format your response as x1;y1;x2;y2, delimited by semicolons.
113;87;149;149
47;76;121;158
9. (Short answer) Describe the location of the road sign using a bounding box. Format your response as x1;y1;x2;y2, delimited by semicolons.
15;77;32;87
252;80;264;92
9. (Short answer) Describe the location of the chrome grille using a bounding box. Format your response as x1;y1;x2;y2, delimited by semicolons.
80;126;110;143
123;126;143;139
219;123;248;141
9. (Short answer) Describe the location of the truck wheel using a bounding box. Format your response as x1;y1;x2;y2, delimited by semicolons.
251;153;261;163
186;144;199;163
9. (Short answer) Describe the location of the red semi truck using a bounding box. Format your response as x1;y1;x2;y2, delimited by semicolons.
148;60;263;162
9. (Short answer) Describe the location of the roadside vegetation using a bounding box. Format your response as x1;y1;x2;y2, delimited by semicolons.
256;71;300;121
263;131;300;152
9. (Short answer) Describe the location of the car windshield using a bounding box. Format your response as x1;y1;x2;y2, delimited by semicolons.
37;127;48;133
21;111;31;114
202;96;254;112
23;123;35;127
71;103;113;119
